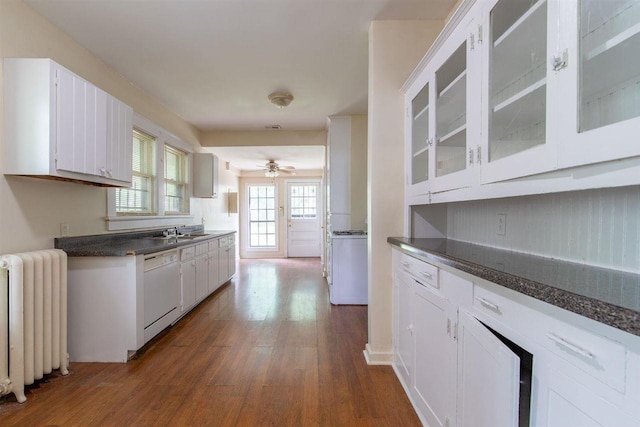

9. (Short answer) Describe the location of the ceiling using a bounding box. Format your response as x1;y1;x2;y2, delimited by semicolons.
27;0;455;132
204;145;326;172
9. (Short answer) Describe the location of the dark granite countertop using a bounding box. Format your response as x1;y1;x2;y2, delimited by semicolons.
388;237;640;337
56;226;236;256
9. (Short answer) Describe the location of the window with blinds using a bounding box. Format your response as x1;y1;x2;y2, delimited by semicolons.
164;144;189;214
115;130;156;214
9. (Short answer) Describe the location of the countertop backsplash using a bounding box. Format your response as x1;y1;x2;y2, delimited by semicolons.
444;186;640;273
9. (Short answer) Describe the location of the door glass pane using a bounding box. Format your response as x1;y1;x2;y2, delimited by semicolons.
489;0;547;162
411;84;430;184
436;42;467;177
580;0;640;131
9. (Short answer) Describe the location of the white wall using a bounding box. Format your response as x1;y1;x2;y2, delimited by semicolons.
0;0;237;254
446;186;640;273
366;20;444;363
350;115;368;231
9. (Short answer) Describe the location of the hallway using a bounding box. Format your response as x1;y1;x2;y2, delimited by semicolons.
1;258;419;426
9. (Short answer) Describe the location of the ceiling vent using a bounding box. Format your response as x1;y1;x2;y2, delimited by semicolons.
264;125;282;130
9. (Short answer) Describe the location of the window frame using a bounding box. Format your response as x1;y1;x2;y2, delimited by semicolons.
164;144;190;215
106;113;194;231
245;182;279;251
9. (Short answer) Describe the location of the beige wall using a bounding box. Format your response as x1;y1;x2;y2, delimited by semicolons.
201;130;326;147
366;20;444;363
0;0;236;254
350;115;368;230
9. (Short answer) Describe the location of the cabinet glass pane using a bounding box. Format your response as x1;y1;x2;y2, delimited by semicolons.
580;0;640;131
412;84;430;184
436;43;467;177
489;0;547;163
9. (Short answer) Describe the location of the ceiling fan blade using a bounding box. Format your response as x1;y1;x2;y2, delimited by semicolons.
280;165;296;170
279;169;295;175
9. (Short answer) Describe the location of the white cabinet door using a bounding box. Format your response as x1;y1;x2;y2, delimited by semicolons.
180;260;196;312
479;0;558;184
395;272;414;388
228;243;236;279
218;244;230;285
208;248;219;294
105;94;133;183
535;360;639;427
193;153;219;198
556;0;640;169
405;68;434;198
56;66;105;177
56;65;132;184
456;310;520;427
195;255;208;302
413;281;455;427
430;16;479;193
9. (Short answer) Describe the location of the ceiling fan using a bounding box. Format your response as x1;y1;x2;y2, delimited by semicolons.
257;160;296;177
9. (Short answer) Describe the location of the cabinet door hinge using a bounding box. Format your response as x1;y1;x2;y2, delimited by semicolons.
469;33;475;51
453;321;458;341
552;49;569;72
447;318;451;336
427;191;432;204
469;148;474;166
476;145;482;165
477;24;483;44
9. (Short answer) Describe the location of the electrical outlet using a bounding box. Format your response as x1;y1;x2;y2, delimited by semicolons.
496;214;507;236
60;222;70;237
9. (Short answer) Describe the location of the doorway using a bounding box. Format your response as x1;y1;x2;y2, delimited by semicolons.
286;181;322;257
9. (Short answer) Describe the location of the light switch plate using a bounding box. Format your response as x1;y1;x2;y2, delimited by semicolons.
497;213;507;236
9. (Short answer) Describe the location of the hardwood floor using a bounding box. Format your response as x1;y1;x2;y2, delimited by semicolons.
0;258;420;426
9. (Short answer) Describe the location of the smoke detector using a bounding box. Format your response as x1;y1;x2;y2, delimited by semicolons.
268;92;294;108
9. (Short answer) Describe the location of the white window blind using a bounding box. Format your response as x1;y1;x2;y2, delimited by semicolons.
116;129;156;214
164;144;189;214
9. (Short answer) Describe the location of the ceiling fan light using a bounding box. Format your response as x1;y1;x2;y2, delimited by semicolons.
268;92;294;108
265;170;280;178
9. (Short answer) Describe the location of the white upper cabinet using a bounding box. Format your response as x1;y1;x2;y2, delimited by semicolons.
480;0;558;183
3;58;132;187
557;0;640;168
405;14;481;195
192;153;219;198
403;0;640;202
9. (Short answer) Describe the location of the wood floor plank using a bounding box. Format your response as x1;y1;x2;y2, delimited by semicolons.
0;258;420;426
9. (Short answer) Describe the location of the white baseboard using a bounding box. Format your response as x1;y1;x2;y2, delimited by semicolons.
363;343;393;365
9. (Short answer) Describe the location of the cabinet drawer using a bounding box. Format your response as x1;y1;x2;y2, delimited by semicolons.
540;320;626;394
473;285;627;393
219;237;229;248
196;243;208;256
209;240;219;252
180;246;195;261
397;253;439;289
227;234;235;245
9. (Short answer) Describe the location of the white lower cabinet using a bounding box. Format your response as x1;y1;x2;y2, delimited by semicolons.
413;279;455;427
180;256;197;313
391;247;640;427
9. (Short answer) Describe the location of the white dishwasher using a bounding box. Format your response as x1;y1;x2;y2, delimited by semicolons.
143;250;180;343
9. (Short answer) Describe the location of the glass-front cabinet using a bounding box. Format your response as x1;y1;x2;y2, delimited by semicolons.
404;0;640;202
406;77;432;197
480;0;557;184
558;0;640;167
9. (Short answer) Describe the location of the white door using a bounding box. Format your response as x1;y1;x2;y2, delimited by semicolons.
456;310;520;427
287;181;321;257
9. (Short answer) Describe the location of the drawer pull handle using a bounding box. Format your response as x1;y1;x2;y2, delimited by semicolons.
546;333;596;361
475;296;501;314
420;271;433;280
